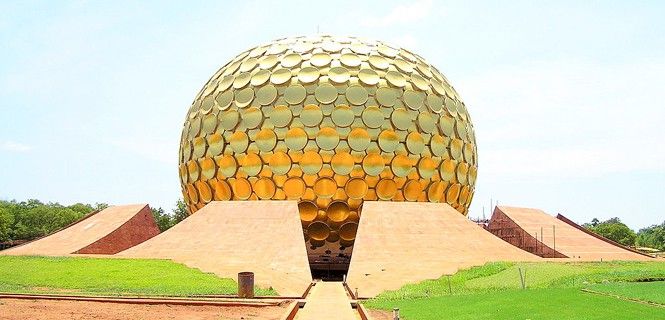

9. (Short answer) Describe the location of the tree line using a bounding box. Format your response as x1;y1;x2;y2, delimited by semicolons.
583;217;665;251
0;199;108;242
0;199;189;243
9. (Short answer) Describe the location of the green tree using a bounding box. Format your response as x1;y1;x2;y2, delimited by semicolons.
93;203;109;211
590;218;600;227
151;207;173;232
172;199;189;225
0;207;14;242
12;204;83;240
150;200;189;232
636;222;665;251
585;217;637;246
0;199;110;242
23;199;44;209
68;203;94;216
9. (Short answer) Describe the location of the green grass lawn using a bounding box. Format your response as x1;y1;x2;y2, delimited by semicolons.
369;288;665;320
0;255;276;296
366;261;665;319
467;261;665;289
589;281;665;305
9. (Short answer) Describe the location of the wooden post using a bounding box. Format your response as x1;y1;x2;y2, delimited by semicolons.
447;275;452;294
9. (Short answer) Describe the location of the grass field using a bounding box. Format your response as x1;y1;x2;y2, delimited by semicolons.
0;256;276;296
366;261;665;319
589;281;665;304
370;288;665;320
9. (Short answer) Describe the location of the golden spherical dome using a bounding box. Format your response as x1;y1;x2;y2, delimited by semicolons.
179;35;477;250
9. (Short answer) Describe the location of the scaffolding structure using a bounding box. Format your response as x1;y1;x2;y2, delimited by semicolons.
487;209;567;258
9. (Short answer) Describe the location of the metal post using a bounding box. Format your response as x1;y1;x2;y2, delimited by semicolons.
518;268;525;289
540;227;543;243
393;308;400;320
540;226;544;255
553;225;556;255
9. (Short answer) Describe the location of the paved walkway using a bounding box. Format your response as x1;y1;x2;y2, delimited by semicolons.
295;282;357;320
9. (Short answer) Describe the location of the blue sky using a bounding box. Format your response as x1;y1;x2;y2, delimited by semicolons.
1;1;663;229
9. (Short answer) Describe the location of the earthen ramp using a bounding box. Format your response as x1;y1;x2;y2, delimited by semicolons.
346;202;541;298
1;204;159;256
118;201;312;296
491;206;652;261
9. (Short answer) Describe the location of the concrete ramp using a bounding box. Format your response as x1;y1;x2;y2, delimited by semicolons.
118;201;312;296
491;206;652;261
1;204;159;256
346;202;540;297
295;282;356;320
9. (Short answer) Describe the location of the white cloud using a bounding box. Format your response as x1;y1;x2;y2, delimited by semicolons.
1;140;32;152
360;0;435;28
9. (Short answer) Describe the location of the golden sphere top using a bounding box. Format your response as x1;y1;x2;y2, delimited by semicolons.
179;35;477;251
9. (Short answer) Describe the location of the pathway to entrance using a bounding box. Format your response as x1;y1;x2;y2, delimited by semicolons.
295;281;357;320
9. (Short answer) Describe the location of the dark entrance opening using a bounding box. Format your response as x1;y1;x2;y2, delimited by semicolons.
307;241;354;281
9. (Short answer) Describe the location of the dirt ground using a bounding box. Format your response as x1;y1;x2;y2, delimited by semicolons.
0;298;288;320
367;309;392;320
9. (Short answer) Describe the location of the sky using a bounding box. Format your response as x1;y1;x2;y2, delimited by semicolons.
0;0;663;230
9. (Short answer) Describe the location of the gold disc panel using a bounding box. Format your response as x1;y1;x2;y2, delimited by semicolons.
179;35;478;252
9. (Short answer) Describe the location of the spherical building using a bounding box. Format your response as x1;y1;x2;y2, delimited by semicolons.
179;35;477;269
